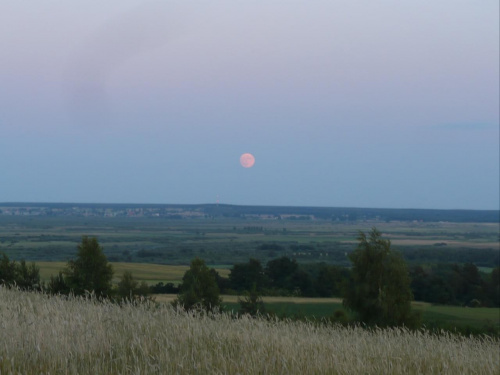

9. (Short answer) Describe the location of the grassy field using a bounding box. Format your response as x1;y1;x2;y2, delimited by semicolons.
1;287;498;374
415;304;500;331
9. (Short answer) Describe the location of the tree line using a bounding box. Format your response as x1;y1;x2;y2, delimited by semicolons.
204;256;499;308
0;236;149;301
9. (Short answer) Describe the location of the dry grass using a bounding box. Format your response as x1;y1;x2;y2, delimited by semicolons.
1;287;499;374
153;294;343;304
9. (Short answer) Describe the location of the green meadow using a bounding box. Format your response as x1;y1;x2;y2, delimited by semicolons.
222;299;500;333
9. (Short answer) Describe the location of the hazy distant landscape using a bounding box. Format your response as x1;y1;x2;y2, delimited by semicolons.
1;203;498;267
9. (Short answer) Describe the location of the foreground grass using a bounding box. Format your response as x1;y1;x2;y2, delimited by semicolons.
1;288;499;374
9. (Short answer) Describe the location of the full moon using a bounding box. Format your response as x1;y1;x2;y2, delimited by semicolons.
240;153;255;168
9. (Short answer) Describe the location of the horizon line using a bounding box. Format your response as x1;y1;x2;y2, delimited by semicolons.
0;201;498;212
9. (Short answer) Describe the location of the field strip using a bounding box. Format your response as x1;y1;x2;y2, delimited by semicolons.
152;295;451;309
36;262;230;282
342;239;499;248
153;294;344;304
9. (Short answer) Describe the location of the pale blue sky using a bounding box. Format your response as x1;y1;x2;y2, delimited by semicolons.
0;1;498;209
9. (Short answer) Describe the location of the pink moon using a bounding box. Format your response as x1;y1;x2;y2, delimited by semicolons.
240;153;255;168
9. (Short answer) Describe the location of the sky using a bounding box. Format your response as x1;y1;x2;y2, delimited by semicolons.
0;1;498;209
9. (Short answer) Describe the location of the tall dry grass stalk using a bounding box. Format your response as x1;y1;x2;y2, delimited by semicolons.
1;286;498;374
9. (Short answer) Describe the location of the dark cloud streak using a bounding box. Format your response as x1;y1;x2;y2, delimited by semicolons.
64;1;188;129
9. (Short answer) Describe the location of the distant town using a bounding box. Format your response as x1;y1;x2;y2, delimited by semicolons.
0;203;206;219
0;202;498;223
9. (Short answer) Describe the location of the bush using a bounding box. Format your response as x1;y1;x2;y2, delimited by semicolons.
117;271;150;300
174;258;221;312
238;284;265;316
343;228;415;327
64;236;114;297
0;253;40;290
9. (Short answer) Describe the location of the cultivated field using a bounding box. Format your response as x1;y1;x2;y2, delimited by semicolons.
36;261;230;285
1;287;498;374
1;215;498;267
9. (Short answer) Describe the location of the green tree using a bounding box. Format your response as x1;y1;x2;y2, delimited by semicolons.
343;228;416;327
117;271;150;300
229;258;266;292
15;260;41;290
0;253;17;285
65;236;114;297
0;254;40;290
175;258;221;312
265;256;298;290
117;270;139;299
451;263;485;306
238;283;265;316
315;264;349;297
487;267;500;307
47;271;70;295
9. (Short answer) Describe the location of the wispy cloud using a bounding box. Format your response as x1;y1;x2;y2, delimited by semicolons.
431;123;498;131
